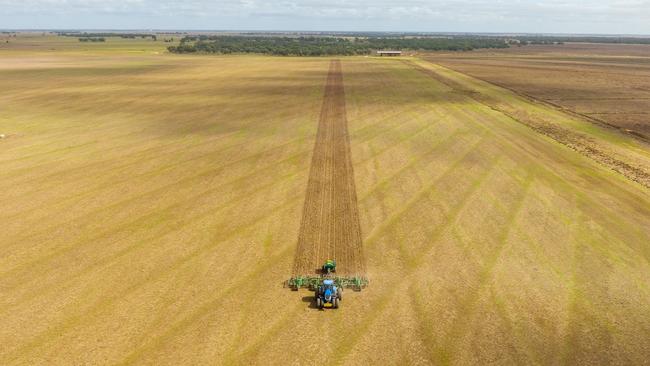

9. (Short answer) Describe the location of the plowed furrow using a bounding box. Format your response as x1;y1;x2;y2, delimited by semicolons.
292;60;365;277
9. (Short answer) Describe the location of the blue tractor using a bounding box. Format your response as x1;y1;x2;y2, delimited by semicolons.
315;279;342;309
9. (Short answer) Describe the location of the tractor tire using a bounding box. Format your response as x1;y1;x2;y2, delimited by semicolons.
337;288;343;300
334;298;340;309
316;298;322;309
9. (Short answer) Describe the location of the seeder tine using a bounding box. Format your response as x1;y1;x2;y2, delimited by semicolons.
286;275;368;291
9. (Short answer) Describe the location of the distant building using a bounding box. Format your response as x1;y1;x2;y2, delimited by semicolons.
376;50;402;56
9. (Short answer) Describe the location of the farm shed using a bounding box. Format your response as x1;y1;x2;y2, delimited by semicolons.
376;50;402;56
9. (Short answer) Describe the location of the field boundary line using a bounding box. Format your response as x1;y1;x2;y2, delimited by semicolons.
422;59;650;141
406;59;650;189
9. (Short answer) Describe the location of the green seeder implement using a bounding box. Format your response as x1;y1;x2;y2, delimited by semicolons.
285;275;369;291
322;259;336;273
286;260;369;291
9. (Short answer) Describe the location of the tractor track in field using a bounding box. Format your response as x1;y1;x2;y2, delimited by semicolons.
292;60;366;277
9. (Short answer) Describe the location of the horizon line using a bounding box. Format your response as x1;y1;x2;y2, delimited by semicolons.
2;29;650;37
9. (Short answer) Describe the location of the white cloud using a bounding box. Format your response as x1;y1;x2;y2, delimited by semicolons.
0;0;649;34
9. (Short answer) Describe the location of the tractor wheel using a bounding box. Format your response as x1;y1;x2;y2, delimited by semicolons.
337;288;343;300
334;298;340;309
316;298;322;309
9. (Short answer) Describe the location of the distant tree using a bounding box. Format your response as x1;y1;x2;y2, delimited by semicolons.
79;37;105;42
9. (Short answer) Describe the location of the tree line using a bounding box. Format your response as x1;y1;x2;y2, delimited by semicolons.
512;36;650;45
167;36;509;56
59;32;157;41
78;37;105;42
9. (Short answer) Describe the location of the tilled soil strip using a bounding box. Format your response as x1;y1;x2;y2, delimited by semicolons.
292;60;366;277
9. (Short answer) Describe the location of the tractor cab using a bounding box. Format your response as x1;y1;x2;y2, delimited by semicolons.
323;279;336;296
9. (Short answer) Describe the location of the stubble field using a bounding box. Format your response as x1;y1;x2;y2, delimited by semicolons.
1;37;650;365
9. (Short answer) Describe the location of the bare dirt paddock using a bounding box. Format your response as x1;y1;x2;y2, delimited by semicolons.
292;60;366;277
424;43;650;139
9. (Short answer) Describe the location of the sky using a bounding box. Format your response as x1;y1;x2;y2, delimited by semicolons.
1;0;649;35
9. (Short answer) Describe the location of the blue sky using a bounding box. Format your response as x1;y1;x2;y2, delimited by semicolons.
1;0;649;34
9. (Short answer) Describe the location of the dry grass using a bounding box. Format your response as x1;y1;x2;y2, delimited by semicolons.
1;37;649;365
